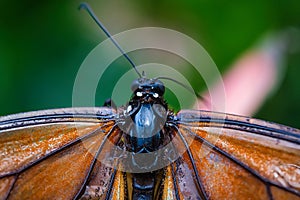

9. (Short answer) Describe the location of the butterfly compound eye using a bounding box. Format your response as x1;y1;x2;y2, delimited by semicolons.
131;78;165;97
154;79;165;96
131;79;141;92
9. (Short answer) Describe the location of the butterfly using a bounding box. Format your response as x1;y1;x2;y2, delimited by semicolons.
0;3;300;200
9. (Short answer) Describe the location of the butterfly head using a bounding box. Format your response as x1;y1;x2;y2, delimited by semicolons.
131;78;165;103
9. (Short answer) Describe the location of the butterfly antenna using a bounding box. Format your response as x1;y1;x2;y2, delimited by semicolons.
79;2;142;78
156;76;211;106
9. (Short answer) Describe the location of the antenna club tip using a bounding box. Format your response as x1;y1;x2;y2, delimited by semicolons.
78;2;89;10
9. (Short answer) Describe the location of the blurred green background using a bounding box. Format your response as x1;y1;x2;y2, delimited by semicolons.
0;0;299;128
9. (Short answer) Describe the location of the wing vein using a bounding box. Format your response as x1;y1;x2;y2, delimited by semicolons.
169;123;208;200
74;123;120;199
179;124;300;197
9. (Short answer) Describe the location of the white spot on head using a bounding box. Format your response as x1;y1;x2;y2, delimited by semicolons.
136;91;143;97
153;93;159;98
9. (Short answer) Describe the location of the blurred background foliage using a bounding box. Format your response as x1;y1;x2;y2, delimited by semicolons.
0;0;299;127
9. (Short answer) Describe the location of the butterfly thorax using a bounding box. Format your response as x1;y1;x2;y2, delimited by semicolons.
122;78;169;154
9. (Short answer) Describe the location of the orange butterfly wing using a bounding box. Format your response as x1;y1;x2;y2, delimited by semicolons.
164;110;300;199
0;108;118;199
1;108;300;199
